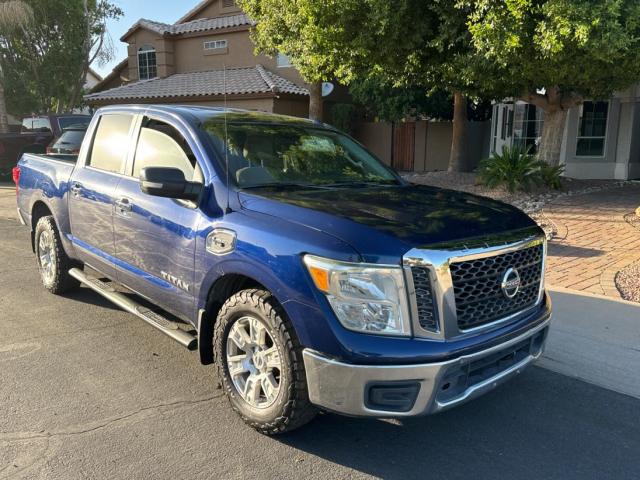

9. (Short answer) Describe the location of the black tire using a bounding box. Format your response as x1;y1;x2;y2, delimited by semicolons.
34;215;80;294
214;289;317;434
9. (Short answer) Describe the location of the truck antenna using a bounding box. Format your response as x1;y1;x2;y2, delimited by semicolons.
223;64;232;214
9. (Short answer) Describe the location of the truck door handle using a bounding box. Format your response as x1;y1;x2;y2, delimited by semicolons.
114;198;132;214
70;182;82;196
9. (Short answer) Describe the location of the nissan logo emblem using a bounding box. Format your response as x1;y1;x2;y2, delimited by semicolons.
501;268;521;299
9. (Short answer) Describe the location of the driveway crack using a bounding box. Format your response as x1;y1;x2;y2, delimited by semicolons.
0;395;223;444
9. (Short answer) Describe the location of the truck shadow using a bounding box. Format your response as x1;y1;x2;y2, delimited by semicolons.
276;366;640;480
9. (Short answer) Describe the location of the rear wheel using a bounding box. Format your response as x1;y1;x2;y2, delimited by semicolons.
214;289;317;434
34;216;80;294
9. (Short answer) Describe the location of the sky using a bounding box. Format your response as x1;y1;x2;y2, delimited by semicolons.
94;0;202;78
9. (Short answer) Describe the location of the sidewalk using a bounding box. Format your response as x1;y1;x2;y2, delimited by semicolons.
543;184;640;298
541;288;640;399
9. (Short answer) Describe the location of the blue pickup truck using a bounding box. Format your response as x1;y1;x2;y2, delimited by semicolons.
14;105;551;434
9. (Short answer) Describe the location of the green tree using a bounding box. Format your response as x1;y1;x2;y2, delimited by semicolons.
237;0;488;171
0;0;33;132
0;0;121;116
349;76;454;122
464;0;640;166
349;74;493;123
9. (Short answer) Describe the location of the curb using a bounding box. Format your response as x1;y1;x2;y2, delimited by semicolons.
546;285;640;307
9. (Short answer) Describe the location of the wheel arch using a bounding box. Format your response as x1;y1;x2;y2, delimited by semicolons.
30;201;54;252
198;273;270;365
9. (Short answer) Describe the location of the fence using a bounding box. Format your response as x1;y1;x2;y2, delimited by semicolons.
354;120;492;172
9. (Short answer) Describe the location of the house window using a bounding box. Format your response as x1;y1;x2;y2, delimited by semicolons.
513;104;544;153
500;106;513;140
576;101;608;156
222;0;235;7
204;39;227;50
138;45;157;80
276;53;292;68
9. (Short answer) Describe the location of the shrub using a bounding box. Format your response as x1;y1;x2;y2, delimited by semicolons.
477;146;565;192
476;146;540;192
330;103;356;134
536;161;564;190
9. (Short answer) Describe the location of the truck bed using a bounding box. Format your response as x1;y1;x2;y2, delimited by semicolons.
16;153;78;229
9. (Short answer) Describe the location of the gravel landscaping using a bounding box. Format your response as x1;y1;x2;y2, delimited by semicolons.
403;171;627;213
616;213;640;303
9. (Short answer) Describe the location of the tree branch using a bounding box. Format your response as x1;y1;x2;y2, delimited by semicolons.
519;90;549;110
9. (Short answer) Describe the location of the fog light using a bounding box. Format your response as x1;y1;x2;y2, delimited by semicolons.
365;382;420;412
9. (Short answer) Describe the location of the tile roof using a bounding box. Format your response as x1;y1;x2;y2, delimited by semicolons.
121;14;253;40
84;65;308;103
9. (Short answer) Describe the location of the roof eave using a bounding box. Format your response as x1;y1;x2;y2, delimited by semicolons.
84;91;286;106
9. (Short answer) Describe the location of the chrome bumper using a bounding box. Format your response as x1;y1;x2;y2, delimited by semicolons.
303;315;550;417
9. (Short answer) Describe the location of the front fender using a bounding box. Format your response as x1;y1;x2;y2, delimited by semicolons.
194;209;361;349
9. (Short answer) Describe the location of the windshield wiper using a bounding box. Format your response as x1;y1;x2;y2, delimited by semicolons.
240;182;326;190
321;180;401;188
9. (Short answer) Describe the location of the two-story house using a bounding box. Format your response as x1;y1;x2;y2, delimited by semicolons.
85;0;311;117
490;85;640;180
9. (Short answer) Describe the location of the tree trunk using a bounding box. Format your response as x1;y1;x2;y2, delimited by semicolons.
308;81;323;122
0;80;9;134
448;91;469;172
537;108;567;166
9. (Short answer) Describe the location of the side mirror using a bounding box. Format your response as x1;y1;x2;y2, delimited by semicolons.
140;167;201;201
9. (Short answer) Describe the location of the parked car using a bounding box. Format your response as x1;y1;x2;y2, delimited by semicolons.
14;105;551;434
0;114;91;179
46;127;87;155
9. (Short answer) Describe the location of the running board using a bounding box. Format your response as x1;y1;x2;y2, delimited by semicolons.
69;268;197;350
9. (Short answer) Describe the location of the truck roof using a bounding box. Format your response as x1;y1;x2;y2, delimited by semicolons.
96;104;323;128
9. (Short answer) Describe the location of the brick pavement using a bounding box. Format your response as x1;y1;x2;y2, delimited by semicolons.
543;184;640;298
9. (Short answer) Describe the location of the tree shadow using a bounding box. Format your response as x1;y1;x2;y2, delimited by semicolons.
63;286;122;311
276;367;640;480
547;244;605;258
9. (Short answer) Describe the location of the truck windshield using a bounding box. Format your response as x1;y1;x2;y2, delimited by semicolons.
201;121;400;188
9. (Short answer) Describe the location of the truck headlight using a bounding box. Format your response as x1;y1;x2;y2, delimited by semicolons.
303;255;411;336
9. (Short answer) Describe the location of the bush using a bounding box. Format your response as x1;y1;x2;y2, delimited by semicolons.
477;146;540;192
477;146;564;192
330;103;356;134
536;162;564;190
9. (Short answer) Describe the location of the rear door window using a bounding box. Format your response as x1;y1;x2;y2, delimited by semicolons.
88;114;134;174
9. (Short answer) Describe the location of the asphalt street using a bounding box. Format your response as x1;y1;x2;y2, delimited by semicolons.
1;188;639;479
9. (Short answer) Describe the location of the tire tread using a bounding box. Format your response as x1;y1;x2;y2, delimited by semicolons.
214;288;317;434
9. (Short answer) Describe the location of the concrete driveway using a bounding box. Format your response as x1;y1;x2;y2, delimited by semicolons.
1;187;639;479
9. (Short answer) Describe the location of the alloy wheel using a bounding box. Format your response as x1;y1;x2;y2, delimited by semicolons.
226;316;282;409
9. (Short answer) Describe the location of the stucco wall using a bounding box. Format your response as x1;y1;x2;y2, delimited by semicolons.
126;29;175;81
171;30;304;86
272;97;309;118
183;0;243;21
563;100;621;179
182;98;275;112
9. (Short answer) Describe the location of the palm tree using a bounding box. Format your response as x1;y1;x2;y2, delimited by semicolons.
0;0;33;133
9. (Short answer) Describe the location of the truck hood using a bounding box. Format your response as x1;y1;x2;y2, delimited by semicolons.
238;184;538;263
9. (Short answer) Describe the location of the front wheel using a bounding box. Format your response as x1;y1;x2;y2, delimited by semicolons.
34;216;80;294
214;289;317;434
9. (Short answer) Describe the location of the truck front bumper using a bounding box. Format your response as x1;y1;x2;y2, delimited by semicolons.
303;314;551;417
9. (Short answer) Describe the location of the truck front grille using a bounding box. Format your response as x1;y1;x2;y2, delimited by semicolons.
411;266;438;332
449;244;543;330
